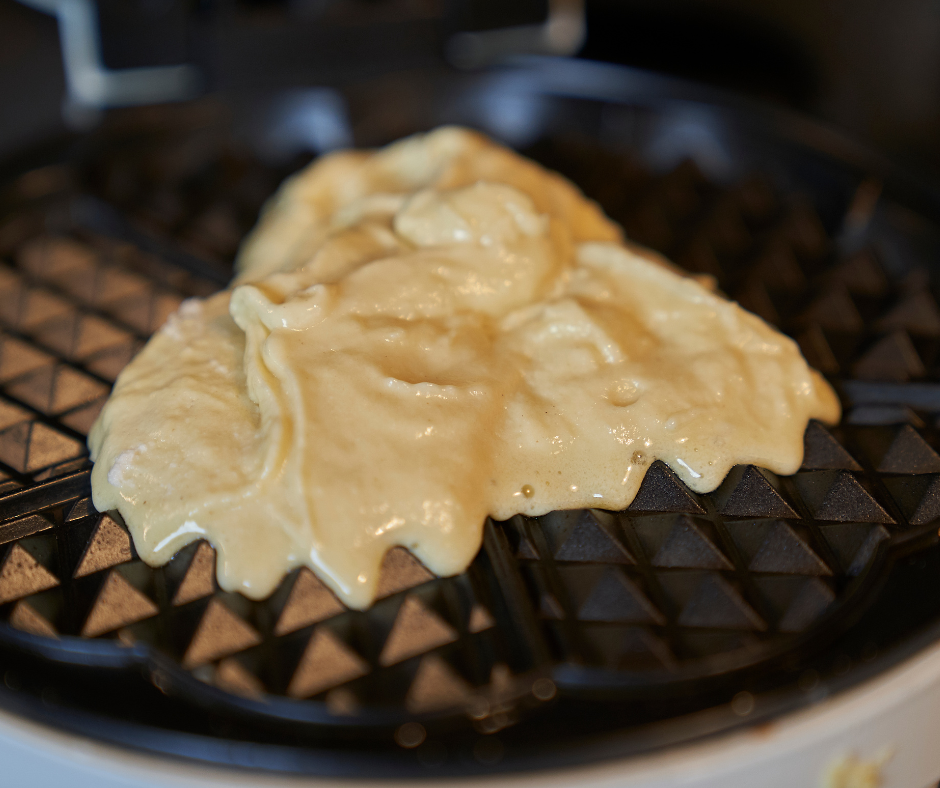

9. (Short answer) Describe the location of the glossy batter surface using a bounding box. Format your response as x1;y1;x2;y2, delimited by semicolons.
88;128;840;607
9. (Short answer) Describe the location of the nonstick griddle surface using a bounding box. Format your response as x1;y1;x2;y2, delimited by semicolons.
0;78;939;776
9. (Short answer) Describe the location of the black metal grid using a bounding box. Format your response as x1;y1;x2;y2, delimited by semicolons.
0;91;938;775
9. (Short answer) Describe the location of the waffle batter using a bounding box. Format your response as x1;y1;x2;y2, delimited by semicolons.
88;128;840;607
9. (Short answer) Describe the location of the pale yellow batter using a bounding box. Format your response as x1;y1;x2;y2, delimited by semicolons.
88;127;840;608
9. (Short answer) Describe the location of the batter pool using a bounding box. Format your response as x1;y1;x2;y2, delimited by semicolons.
88;127;840;608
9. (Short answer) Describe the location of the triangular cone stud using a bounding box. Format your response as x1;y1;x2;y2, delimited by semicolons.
786;200;827;257
0;422;32;473
379;595;457;666
911;476;940;525
9;600;57;638
0;336;52;383
20;290;73;331
172;541;216;605
50;366;108;413
779;578;835;632
800;471;895;524
97;267;150;305
618;627;674;670
736;176;776;221
877;291;940;337
182;599;261;668
802;422;861;471
326;688;359;716
405;654;472;714
515;534;539;560
819;523;882;574
628;461;705;514
735;278;778;325
66;497;94;523
853;331;925;382
539;593;565;619
215;658;265;698
832;250;887;297
287;627;368;699
877;425;940;474
82;570;158;638
374;547;434;600
678;574;765;630
754;243;805;293
748;521;831;575
108;292;155;335
0;543;59;604
25;422;84;473
715;466;798;519
801;287;863;332
578;568;665;624
85;342;137;382
74;315;133;360
554;511;633;563
275;567;345;635
489;662;514;695
467;604;495;633
74;515;133;578
6;365;55;412
882;475;940;525
680;235;723;280
796;324;840;375
652;515;732;570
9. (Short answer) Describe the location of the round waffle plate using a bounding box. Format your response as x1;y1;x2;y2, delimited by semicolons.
0;57;939;779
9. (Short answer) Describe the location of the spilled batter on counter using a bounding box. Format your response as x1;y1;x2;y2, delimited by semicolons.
88;127;840;608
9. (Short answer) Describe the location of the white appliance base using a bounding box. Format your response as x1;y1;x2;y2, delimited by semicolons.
2;638;940;787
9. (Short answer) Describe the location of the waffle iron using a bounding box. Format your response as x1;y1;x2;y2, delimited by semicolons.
1;57;940;786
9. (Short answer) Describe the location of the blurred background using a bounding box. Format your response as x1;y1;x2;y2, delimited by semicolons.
1;0;939;174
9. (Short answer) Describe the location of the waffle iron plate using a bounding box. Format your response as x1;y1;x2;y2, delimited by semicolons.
0;57;939;778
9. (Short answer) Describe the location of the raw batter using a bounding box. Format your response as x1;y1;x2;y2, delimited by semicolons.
88;127;840;608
